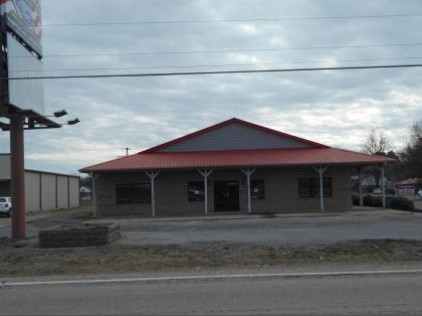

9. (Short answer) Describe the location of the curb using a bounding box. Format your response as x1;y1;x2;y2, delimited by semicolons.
3;269;422;288
84;209;401;224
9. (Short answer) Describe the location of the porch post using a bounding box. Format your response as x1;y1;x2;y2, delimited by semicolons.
357;167;363;206
146;171;160;217
241;168;256;214
198;169;213;215
313;166;328;211
91;172;99;218
380;164;386;208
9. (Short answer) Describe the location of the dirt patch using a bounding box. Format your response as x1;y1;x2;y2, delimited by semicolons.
1;239;422;277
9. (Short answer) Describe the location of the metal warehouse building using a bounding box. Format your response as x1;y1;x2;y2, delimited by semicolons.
0;154;79;212
81;118;394;217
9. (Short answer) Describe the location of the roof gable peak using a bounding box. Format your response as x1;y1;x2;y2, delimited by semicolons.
141;118;329;154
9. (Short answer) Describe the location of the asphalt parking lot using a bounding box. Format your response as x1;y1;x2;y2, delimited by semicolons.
1;208;422;246
106;209;422;246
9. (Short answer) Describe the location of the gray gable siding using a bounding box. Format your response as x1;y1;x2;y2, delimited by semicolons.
159;123;311;152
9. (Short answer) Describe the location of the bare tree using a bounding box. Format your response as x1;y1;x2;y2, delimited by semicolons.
360;130;395;187
362;130;392;155
400;120;422;179
410;121;422;145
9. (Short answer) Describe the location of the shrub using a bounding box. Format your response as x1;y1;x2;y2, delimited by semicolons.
351;194;360;206
388;196;415;212
363;195;383;207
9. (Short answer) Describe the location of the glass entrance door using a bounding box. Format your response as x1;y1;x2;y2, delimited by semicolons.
214;181;240;212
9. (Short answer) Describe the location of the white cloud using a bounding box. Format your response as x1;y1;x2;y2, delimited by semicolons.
238;24;261;35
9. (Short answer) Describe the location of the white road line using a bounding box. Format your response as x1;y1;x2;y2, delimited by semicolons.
3;270;422;288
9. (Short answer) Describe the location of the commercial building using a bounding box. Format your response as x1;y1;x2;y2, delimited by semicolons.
81;118;394;217
0;154;80;212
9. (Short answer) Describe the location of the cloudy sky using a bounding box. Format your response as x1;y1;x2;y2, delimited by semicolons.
1;0;422;175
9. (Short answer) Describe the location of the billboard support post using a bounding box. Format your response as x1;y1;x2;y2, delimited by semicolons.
0;1;67;240
10;114;26;240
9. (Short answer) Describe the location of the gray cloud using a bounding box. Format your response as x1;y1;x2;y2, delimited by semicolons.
1;0;422;174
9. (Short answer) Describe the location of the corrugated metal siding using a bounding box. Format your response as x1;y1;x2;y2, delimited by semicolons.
0;156;79;211
57;176;69;209
25;172;41;212
69;177;80;207
159;123;311;152
41;174;56;210
0;155;11;180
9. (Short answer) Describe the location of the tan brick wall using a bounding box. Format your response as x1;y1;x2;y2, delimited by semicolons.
251;167;353;212
95;167;353;217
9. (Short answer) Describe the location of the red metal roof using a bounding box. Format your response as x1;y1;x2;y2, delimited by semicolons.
80;148;395;173
80;118;395;173
394;178;422;186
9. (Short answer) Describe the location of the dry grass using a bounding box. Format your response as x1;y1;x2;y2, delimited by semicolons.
1;239;422;277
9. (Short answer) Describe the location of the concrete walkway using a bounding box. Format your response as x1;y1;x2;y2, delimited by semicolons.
85;207;390;224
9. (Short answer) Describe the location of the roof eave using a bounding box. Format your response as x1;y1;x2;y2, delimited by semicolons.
82;159;394;174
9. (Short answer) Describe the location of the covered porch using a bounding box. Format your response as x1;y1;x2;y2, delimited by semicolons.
90;163;386;217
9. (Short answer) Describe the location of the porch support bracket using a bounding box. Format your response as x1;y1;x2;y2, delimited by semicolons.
198;169;213;215
91;172;100;218
357;167;363;207
313;166;328;212
145;171;160;217
241;168;256;214
378;163;387;208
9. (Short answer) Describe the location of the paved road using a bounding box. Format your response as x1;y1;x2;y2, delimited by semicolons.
1;273;422;315
117;210;422;246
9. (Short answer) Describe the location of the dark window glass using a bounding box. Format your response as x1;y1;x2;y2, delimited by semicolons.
298;177;333;198
251;180;265;200
116;183;151;204
298;178;312;198
188;182;205;201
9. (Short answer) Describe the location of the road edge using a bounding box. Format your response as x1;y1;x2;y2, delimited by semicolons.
3;269;422;288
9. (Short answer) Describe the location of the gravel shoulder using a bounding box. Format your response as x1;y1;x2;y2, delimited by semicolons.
1;208;422;278
1;239;422;278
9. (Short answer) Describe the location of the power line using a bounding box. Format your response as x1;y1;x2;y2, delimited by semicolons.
40;13;422;27
10;42;422;59
4;64;422;81
11;56;422;73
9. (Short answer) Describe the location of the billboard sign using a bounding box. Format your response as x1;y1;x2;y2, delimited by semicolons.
1;0;42;56
7;33;44;115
